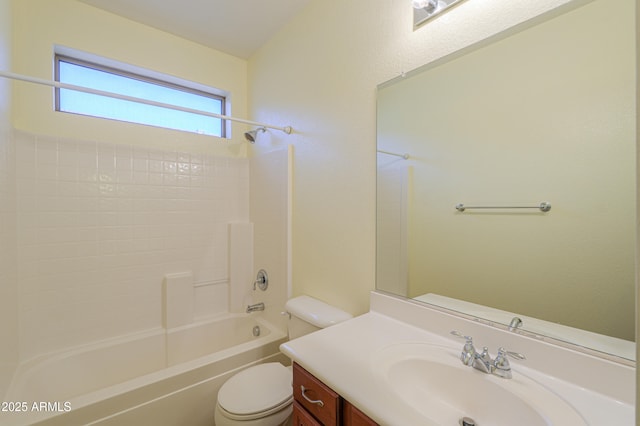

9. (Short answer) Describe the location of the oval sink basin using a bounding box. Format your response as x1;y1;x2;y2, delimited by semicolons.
371;343;586;425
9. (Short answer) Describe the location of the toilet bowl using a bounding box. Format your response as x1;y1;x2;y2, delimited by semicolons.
214;296;352;426
215;363;293;426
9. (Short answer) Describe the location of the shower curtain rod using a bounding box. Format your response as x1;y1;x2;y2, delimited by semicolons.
377;149;409;160
0;70;293;135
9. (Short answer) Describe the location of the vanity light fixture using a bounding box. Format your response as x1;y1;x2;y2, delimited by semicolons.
413;0;468;28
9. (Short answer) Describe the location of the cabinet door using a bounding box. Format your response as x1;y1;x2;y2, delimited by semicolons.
293;401;322;426
293;363;340;426
343;400;378;426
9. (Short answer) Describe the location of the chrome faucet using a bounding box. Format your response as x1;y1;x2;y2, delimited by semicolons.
472;347;493;374
246;302;265;313
451;331;525;379
508;317;523;331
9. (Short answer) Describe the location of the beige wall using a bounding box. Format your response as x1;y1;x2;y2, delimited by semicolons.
250;147;292;332
248;0;593;315
0;0;17;400
11;0;248;156
249;0;637;415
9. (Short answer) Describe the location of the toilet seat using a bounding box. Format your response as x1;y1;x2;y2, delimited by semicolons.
217;363;293;420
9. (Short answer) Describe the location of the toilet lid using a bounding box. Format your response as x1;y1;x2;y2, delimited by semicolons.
218;363;292;416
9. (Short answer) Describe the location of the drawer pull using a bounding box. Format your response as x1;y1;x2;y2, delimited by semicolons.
300;385;325;407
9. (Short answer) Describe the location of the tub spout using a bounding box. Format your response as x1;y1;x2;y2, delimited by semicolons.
246;302;265;313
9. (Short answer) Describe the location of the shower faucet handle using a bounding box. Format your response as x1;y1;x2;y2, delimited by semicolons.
253;269;269;291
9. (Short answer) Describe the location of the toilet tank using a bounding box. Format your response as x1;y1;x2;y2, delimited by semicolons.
285;296;353;339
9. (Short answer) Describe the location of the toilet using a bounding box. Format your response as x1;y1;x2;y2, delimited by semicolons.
214;295;352;426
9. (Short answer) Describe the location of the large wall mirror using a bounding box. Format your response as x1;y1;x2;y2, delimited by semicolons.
376;0;636;361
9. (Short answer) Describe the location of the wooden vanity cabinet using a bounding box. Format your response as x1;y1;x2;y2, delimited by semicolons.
292;363;378;426
293;401;323;426
342;400;378;426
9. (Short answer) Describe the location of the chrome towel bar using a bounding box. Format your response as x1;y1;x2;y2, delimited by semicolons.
455;202;551;212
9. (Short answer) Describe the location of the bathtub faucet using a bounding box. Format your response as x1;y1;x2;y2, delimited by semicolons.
246;302;265;313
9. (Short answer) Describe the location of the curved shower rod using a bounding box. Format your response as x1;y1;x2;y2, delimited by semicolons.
0;70;293;135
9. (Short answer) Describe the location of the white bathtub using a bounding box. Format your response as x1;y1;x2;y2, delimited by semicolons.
1;314;288;426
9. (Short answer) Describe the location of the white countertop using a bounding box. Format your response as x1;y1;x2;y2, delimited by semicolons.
282;311;445;425
280;292;635;426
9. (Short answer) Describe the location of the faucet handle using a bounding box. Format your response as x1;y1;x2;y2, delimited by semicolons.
450;331;476;366
450;330;473;341
252;269;269;291
505;349;526;361
492;347;526;379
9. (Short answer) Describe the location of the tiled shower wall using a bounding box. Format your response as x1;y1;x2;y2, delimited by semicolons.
15;130;250;361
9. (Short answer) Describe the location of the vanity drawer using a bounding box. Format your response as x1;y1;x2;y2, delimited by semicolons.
343;400;378;426
293;401;322;426
293;363;340;425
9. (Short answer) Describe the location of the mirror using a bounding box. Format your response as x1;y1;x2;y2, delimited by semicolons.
376;0;636;361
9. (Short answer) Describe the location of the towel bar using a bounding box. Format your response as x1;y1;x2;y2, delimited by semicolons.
455;202;551;212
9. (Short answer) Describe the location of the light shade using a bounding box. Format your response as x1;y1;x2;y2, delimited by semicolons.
413;0;468;28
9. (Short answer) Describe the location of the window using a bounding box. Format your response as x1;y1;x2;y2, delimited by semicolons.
55;55;226;137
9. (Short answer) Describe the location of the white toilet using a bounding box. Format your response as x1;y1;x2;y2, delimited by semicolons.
214;295;352;426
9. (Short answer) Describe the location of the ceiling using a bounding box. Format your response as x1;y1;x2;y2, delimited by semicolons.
78;0;312;59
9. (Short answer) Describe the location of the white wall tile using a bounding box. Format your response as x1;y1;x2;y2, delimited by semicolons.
15;131;251;360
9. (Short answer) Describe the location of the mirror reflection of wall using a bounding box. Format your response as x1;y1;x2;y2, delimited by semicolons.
376;0;635;351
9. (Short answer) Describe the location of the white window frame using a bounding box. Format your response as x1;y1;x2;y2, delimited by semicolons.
53;47;229;138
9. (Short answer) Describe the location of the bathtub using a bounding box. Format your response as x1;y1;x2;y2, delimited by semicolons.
1;314;288;426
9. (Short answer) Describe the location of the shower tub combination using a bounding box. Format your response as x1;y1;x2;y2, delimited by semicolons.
2;314;287;426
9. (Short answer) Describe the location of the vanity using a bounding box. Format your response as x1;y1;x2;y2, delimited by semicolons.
281;292;635;425
292;363;377;426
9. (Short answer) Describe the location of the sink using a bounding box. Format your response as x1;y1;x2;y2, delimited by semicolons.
371;342;586;425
